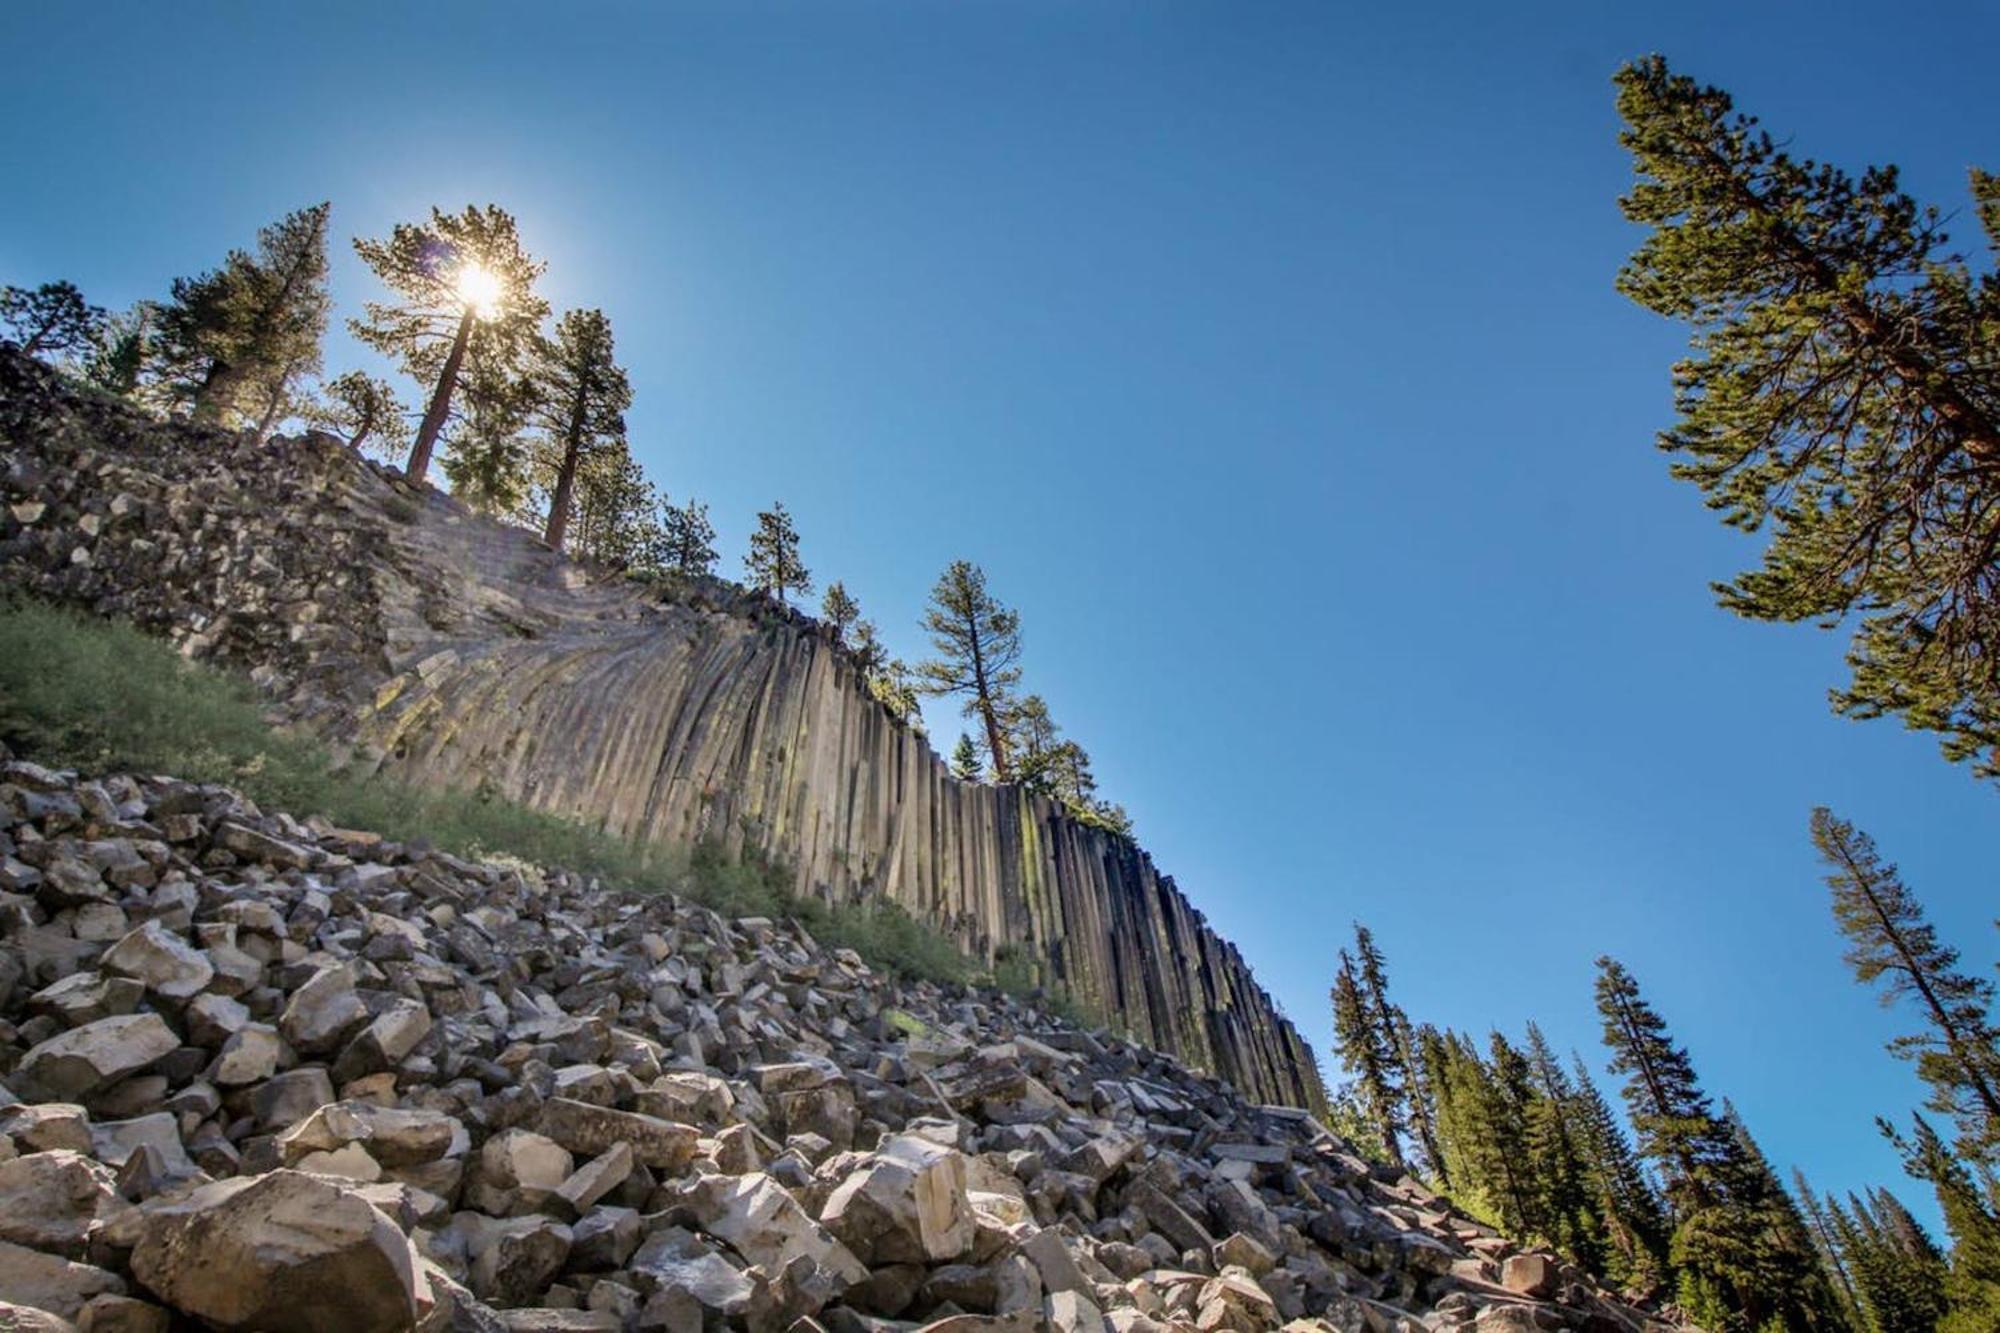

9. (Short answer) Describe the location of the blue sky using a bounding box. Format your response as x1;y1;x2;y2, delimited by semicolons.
7;1;1997;1227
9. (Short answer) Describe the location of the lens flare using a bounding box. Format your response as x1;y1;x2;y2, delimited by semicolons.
455;262;503;319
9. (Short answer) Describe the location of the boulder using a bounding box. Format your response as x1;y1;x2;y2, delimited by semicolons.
677;1171;866;1284
537;1098;694;1171
101;921;213;1000
0;1239;126;1320
1500;1252;1556;1299
0;1150;121;1254
16;1014;180;1100
821;1133;974;1266
278;1100;459;1168
128;1170;423;1331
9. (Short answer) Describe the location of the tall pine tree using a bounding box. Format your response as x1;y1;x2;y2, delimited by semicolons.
745;502;810;604
1614;57;2000;781
1814;809;2000;1167
914;561;1022;782
530;308;631;553
352;204;549;484
1331;950;1403;1166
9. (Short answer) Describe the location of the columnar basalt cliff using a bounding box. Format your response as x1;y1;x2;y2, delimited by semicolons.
0;349;1324;1114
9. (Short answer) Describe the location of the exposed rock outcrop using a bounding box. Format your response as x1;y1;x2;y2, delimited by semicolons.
0;759;1684;1332
0;349;1321;1113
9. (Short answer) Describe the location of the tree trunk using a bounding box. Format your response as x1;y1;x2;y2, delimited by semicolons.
190;358;234;424
543;391;589;551
407;309;474;485
968;624;1011;782
250;358;302;445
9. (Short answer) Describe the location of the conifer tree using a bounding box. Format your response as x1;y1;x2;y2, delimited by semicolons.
1354;926;1445;1183
567;440;658;564
846;621;921;726
745;502;810;604
821;583;860;647
1525;1023;1604;1272
1;281;104;360
1614;57;2000;780
1885;1117;2000;1333
1595;957;1826;1329
1481;1032;1546;1240
1794;1171;1867;1333
914;561;1022;781
657;497;718;577
154;203;331;433
530;309;632;553
1332;950;1404;1165
352;204;549;484
950;734;982;781
1814;809;2000;1166
1571;1056;1671;1292
1834;1186;1949;1333
440;360;534;516
82;303;151;399
309;371;409;457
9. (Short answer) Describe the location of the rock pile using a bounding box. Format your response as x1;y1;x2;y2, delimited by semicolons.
0;758;1681;1332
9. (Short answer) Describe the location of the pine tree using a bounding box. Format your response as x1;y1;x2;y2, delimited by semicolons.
1331;950;1404;1165
1009;695;1062;792
1482;1032;1547;1239
1571;1056;1671;1292
309;371;409;458
1614;57;2000;781
1;281;104;360
1721;1103;1847;1331
1354;926;1445;1184
821;583;860;647
352;204;549;485
1885;1117;2000;1333
440;360;534;516
914;561;1023;782
1581;1069;1670;1290
82;303;151;399
745;502;810;604
656;497;718;577
154;203;331;434
1595;957;1826;1329
1843;1186;1950;1333
950;734;982;781
847;621;922;726
566;440;658;564
1794;1171;1867;1333
530;309;632;553
1524;1023;1604;1272
1814;809;2000;1166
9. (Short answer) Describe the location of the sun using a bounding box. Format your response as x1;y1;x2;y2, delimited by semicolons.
454;262;503;320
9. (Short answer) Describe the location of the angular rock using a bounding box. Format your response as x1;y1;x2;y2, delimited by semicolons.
129;1170;423;1331
0;1149;121;1254
16;1014;179;1100
821;1132;974;1266
538;1098;694;1171
101;921;213;1000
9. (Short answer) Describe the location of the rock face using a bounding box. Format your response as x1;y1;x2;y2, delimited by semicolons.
0;761;1688;1332
0;346;1323;1115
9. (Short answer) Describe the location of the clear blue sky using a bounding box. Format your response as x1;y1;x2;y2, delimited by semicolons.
7;1;1996;1228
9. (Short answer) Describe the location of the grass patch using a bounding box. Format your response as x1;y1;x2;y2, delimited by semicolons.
0;596;982;986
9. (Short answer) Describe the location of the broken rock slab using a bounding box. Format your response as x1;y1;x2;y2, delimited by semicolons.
128;1169;424;1332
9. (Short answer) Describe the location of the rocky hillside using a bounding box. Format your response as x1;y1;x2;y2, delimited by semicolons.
0;757;1682;1332
0;348;1319;1113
